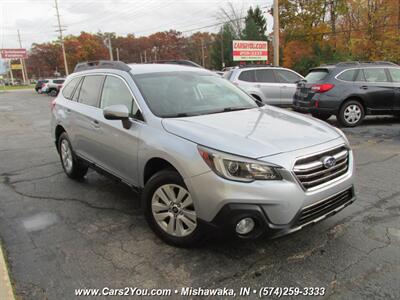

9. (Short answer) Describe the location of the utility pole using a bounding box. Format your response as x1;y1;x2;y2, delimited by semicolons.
17;30;28;84
220;31;224;69
201;39;205;67
107;35;113;60
116;48;120;61
273;0;280;66
54;0;69;75
8;60;14;85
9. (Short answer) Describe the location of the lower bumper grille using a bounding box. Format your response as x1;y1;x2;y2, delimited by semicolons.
296;188;354;226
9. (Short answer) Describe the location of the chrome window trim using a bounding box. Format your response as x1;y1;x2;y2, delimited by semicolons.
335;66;399;83
71;72;146;123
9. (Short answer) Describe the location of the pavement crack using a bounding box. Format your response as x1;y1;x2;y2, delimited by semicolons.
0;160;59;176
2;175;140;217
8;171;64;184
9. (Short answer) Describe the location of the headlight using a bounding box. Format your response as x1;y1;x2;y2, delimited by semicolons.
198;146;282;182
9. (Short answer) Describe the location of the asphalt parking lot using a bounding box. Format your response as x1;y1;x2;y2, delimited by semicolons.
0;90;399;299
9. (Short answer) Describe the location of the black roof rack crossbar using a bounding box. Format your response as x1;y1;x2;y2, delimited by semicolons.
73;60;131;73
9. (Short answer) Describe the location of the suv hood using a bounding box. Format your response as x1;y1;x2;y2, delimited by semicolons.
162;106;341;158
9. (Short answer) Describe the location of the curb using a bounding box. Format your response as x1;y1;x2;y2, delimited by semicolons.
0;242;15;300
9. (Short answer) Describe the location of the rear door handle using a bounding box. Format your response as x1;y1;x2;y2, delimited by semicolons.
91;120;100;128
360;86;368;90
66;108;71;113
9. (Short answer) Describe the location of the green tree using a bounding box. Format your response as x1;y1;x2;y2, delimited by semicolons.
211;23;236;69
242;6;267;40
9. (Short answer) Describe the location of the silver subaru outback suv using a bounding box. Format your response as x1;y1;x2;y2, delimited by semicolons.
51;61;355;247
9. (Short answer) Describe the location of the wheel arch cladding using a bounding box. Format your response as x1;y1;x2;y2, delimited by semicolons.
55;125;66;151
341;96;366;112
143;157;180;185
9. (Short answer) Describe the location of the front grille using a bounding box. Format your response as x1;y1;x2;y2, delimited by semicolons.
296;188;353;226
293;146;349;190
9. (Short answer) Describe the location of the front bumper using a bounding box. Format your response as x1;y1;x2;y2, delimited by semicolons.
200;186;355;239
185;140;355;239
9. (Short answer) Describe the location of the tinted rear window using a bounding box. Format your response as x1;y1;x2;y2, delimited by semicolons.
337;69;357;81
275;69;302;83
255;69;276;83
364;68;389;82
78;75;105;107
388;68;400;82
62;77;80;99
305;69;329;83
238;70;255;82
54;79;65;84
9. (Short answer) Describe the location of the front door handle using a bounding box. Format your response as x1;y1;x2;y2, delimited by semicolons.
360;86;368;90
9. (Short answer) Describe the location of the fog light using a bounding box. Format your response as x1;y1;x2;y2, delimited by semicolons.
236;217;255;235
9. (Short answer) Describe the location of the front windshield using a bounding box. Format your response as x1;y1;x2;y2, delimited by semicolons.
133;71;258;117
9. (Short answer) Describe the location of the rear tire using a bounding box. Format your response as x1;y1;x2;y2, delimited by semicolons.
311;112;332;121
338;100;365;127
143;170;204;247
58;132;88;180
49;89;58;97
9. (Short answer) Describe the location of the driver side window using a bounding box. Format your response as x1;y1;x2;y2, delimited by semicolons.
100;76;140;119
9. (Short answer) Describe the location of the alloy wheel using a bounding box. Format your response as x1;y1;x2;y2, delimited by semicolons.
151;184;197;237
60;139;73;173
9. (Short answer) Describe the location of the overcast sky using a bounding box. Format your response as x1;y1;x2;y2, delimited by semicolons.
1;0;273;49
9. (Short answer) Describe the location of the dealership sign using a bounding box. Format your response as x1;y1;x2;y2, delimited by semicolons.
0;49;28;59
232;40;268;61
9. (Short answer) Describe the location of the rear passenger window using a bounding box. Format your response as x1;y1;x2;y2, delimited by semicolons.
364;68;389;82
100;76;134;113
256;69;276;83
337;69;357;81
238;70;255;82
72;78;83;101
62;77;80;99
275;69;302;83
388;68;400;82
355;69;365;81
78;75;105;107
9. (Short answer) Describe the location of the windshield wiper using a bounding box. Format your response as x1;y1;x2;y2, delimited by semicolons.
222;106;254;112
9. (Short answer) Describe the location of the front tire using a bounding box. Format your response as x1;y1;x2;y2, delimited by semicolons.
338;100;365;127
143;170;204;247
58;132;88;180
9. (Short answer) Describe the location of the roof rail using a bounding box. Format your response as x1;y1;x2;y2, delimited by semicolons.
361;61;398;66
146;60;202;68
73;60;131;73
335;61;361;66
238;64;273;68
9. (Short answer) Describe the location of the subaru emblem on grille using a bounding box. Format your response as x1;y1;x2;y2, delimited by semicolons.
322;156;336;169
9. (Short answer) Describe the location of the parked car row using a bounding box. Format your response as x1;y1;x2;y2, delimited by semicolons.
224;61;400;127
35;78;65;96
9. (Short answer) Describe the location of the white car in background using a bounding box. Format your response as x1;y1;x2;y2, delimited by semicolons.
224;66;304;107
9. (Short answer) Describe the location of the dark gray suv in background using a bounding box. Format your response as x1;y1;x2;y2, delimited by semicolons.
293;61;400;127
